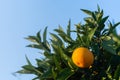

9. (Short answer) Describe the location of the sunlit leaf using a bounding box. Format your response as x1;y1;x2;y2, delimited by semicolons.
88;27;97;42
36;59;49;70
50;33;63;47
17;69;33;74
37;31;41;42
26;44;43;50
43;27;48;43
25;36;39;43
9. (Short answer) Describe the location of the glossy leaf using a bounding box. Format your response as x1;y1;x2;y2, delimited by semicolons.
107;22;120;35
43;27;48;43
26;44;43;50
88;27;97;42
22;65;42;75
25;36;39;43
50;33;63;47
17;69;33;74
37;31;41;42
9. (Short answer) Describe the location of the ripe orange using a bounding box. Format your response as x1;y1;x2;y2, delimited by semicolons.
72;47;94;68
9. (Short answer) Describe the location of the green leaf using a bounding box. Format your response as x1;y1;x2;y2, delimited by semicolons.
43;27;48;43
100;16;109;24
41;67;53;79
22;65;35;71
58;47;76;69
41;41;50;51
43;51;53;59
37;31;41;42
54;26;64;34
58;47;70;61
44;41;51;52
52;67;57;79
81;9;92;16
17;69;33;74
25;36;39;43
25;55;32;66
106;65;113;79
97;10;103;21
113;64;120;80
113;22;120;29
54;28;73;43
107;22;120;35
97;5;100;12
56;68;74;80
112;53;120;63
23;65;43;75
98;16;109;32
51;43;59;54
67;20;71;37
26;44;43;50
92;12;97;21
99;16;108;27
88;27;97;42
53;55;61;70
50;33;63;47
36;59;50;70
77;34;86;46
110;26;120;44
102;37;116;55
84;18;95;28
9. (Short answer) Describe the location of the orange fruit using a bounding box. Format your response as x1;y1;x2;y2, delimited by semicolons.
72;47;94;68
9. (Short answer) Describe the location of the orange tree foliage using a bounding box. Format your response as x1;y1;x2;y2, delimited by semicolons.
17;6;120;80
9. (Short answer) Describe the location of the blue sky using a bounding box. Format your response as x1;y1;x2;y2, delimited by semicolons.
0;0;120;80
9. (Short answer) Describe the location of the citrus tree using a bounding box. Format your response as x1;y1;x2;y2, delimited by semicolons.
17;6;120;80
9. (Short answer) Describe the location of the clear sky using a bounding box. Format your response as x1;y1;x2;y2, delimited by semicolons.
0;0;120;80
